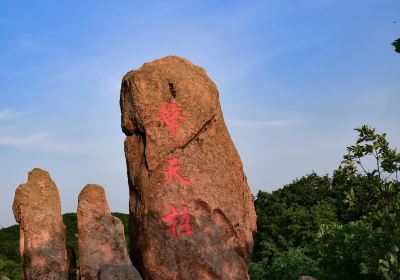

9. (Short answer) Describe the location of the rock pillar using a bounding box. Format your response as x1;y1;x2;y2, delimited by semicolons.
120;56;257;279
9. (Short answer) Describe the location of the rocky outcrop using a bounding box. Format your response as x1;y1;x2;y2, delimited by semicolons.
12;168;68;280
77;184;131;280
0;275;11;280
98;264;143;280
120;56;257;279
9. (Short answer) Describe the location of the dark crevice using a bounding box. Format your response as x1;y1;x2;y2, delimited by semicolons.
135;130;150;176
174;114;216;153
126;131;147;277
168;82;177;98
145;114;217;172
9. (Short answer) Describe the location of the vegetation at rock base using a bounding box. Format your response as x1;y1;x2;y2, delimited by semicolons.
0;225;21;279
251;125;400;279
1;125;400;279
0;213;128;279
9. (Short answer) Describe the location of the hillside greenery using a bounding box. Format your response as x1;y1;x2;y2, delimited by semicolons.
1;125;400;279
250;125;400;279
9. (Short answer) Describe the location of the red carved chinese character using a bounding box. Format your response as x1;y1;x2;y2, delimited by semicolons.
178;204;193;237
162;204;194;240
159;101;188;136
164;157;191;186
161;204;179;239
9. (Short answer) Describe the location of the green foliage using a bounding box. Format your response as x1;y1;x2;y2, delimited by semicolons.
248;258;268;280
314;205;400;280
253;173;336;262
340;125;400;182
0;225;20;263
63;212;78;258
267;248;321;280
251;125;400;280
0;256;22;280
0;224;21;279
393;38;400;53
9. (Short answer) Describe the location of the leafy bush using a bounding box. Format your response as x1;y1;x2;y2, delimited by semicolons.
250;125;400;280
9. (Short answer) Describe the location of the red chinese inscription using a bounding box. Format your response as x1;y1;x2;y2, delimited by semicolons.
164;157;191;186
162;204;194;240
159;101;188;136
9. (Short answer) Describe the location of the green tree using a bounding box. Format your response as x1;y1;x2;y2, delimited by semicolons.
393;38;400;53
267;248;321;280
339;125;400;182
313;125;400;279
0;256;22;280
251;173;336;279
250;125;400;280
314;205;400;280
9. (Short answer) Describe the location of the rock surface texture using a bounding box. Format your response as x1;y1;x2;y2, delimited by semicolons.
98;264;143;280
12;168;68;280
120;56;257;279
77;184;131;280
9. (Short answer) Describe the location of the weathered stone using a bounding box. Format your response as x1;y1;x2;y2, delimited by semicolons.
98;264;143;280
0;275;11;280
77;184;131;280
12;168;68;280
120;56;257;279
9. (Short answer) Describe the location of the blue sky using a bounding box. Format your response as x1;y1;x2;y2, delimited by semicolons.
1;1;399;227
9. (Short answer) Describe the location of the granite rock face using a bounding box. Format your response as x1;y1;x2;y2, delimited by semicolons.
12;168;68;280
120;56;257;279
77;184;131;280
98;264;143;280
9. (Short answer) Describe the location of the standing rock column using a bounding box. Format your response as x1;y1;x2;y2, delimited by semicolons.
12;168;68;280
120;56;257;279
77;184;131;280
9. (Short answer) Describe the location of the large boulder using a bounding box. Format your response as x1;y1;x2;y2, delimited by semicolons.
98;264;142;280
120;56;257;279
12;168;68;280
0;276;11;280
77;184;131;280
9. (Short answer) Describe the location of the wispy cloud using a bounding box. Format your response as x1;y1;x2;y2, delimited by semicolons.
227;119;299;128
0;109;11;121
358;93;388;111
0;131;92;154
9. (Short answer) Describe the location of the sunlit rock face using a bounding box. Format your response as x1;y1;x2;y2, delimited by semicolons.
120;56;257;279
12;168;68;280
77;184;131;280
